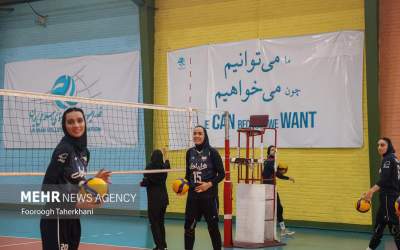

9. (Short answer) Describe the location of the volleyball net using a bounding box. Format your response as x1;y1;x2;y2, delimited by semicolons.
0;89;197;176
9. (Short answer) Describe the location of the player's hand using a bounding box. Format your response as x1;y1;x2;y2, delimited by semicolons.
95;168;112;184
162;147;168;160
396;200;400;217
363;191;373;201
289;177;295;183
195;181;212;193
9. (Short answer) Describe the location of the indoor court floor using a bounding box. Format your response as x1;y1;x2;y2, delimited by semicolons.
0;210;396;250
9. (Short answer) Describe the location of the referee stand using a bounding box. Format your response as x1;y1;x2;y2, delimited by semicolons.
227;115;284;248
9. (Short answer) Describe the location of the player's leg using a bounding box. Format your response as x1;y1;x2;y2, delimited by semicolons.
386;194;400;248
202;196;222;250
40;218;60;250
160;204;168;249
277;192;284;226
148;202;165;250
184;195;200;250
368;194;387;250
40;217;79;250
66;219;81;250
277;192;294;236
369;222;387;250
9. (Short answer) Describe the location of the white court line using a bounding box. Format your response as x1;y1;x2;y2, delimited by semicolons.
80;241;150;249
0;235;40;240
0;235;149;250
0;235;40;248
0;240;40;248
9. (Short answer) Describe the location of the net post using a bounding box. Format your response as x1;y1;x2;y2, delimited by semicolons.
223;111;233;247
237;127;241;183
273;128;278;241
245;133;250;184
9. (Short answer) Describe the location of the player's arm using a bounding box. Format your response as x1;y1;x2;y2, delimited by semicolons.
185;150;191;181
159;160;170;181
365;161;391;200
42;149;65;206
197;148;225;191
58;146;87;187
276;172;295;182
209;148;225;187
48;147;91;209
276;171;289;180
52;146;85;187
365;185;380;201
141;163;151;186
376;159;393;189
154;147;170;182
143;162;158;184
195;149;225;193
162;147;169;161
144;162;169;184
90;150;112;184
164;160;171;169
262;160;274;182
51;146;71;177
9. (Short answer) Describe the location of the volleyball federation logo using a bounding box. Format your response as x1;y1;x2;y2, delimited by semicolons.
49;67;102;110
51;75;78;109
177;56;186;70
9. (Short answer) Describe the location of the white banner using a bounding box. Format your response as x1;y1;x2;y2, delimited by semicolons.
168;31;364;148
4;51;140;148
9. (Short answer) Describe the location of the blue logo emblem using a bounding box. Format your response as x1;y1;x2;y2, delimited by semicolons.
177;57;186;70
51;75;78;109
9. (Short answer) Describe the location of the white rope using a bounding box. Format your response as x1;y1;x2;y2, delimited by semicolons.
0;89;196;112
0;168;186;176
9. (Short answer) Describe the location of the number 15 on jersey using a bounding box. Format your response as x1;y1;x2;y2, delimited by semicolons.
193;171;202;183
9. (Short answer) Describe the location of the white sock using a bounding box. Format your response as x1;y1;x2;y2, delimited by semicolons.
366;248;372;250
279;222;286;230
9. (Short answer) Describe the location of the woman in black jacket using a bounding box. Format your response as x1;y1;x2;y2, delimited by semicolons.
184;126;225;250
365;137;400;250
40;107;110;250
142;148;170;250
262;145;295;237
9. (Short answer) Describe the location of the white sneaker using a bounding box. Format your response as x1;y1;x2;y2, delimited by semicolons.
280;228;295;237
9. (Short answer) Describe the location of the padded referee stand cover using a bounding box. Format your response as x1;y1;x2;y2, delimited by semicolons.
235;183;275;243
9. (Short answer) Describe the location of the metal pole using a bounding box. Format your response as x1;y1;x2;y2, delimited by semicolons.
223;111;233;247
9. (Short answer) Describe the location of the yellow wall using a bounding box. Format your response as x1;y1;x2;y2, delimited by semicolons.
154;0;371;225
